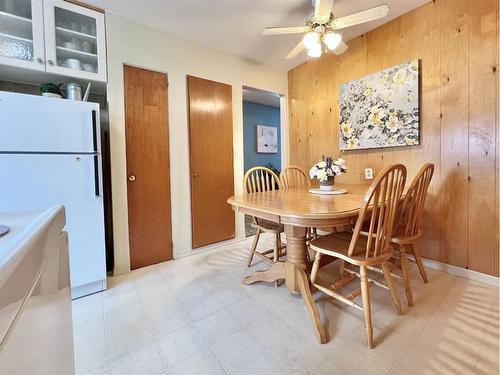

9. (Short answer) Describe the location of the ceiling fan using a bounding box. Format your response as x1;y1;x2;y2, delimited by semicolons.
262;0;390;59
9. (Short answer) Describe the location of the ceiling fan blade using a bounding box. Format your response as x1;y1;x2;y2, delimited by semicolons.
314;0;335;22
285;41;305;59
262;26;309;35
331;4;390;30
332;40;348;55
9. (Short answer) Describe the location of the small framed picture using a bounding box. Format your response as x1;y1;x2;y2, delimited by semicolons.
256;125;278;153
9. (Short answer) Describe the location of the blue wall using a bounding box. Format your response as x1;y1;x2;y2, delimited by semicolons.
243;101;281;172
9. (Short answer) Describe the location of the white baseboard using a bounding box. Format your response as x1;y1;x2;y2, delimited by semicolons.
317;229;499;288
72;279;107;299
408;255;499;288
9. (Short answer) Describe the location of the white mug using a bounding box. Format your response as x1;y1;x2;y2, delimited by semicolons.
82;63;94;72
66;58;81;70
81;40;92;53
63;41;76;50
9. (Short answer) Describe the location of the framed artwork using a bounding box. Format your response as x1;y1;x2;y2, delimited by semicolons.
256;124;278;153
339;59;420;150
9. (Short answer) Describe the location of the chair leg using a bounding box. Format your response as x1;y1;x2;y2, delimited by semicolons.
310;252;322;284
399;245;414;307
274;232;281;287
360;266;373;349
338;260;345;279
247;228;261;267
381;262;404;315
411;243;428;283
304;229;312;263
274;232;280;262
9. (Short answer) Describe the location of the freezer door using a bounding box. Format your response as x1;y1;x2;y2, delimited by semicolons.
0;154;106;291
0;91;100;153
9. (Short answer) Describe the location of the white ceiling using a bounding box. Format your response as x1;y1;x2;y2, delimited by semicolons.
87;0;430;70
243;87;281;107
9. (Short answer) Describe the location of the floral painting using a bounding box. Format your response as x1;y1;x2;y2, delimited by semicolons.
339;60;420;150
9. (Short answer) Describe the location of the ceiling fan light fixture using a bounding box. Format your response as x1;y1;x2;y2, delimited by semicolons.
307;43;322;58
303;32;319;50
323;31;342;50
314;25;326;34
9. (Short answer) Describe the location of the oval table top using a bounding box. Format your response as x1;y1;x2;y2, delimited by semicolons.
227;184;371;227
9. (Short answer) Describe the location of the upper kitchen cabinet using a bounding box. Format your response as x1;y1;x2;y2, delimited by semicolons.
0;0;107;83
44;0;107;82
0;0;45;71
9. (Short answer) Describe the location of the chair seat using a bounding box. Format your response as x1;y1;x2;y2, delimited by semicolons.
310;232;393;266
390;227;422;244
252;218;284;233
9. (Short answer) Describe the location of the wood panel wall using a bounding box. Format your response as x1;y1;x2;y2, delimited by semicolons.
288;0;499;276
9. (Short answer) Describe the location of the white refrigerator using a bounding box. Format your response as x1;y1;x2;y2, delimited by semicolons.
0;91;106;299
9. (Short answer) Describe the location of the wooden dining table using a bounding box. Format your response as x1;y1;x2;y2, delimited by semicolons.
227;184;371;344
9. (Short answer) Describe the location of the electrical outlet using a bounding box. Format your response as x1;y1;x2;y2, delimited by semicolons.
365;168;374;180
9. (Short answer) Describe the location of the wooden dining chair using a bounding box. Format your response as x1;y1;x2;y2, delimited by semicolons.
309;164;407;348
244;167;286;269
280;166;310;189
388;163;435;306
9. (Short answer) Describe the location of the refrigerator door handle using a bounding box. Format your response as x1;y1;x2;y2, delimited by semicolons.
93;155;100;197
91;110;98;152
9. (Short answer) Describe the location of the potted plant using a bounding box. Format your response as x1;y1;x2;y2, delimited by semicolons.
265;163;281;189
309;156;347;191
40;83;63;99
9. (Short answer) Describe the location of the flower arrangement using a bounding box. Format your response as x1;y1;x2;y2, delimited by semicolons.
309;156;347;190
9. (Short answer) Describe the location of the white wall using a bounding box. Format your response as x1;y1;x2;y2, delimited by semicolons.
105;13;288;275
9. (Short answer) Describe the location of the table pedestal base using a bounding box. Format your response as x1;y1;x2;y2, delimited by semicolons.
243;262;285;285
243;225;327;344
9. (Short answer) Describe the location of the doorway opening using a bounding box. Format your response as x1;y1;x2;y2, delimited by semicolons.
242;86;283;237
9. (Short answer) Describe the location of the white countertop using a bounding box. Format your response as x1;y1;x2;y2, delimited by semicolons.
0;206;65;268
0;206;66;345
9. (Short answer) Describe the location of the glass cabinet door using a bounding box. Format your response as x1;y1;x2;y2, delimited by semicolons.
0;0;45;71
44;0;107;82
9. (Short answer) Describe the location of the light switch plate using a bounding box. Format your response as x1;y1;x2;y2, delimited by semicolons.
365;168;374;180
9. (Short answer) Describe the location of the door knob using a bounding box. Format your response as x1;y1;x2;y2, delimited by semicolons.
193;172;199;177
36;57;44;64
128;174;136;182
47;59;54;65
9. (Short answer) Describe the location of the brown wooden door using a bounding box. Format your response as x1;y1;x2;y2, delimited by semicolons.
188;76;235;248
124;65;173;269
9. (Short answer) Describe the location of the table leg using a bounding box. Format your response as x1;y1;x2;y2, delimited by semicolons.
297;267;328;343
284;225;327;344
241;224;327;344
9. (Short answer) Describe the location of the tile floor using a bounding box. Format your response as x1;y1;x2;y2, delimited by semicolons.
73;234;499;375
